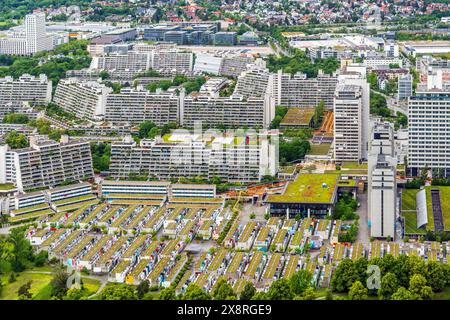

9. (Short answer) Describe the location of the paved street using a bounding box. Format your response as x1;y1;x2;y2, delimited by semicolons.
356;192;370;245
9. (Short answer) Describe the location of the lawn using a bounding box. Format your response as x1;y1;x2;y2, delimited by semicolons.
425;186;450;231
0;270;101;300
341;162;368;170
280;108;315;127
0;272;53;300
402;211;426;235
401;189;417;211
308;143;331;156
267;173;338;204
0;183;15;190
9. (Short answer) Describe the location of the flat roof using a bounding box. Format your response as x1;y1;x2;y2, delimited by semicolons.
101;180;171;186
267;174;339;204
280;108;315;126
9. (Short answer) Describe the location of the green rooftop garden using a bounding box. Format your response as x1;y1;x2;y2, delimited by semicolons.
0;183;16;190
12;203;49;215
402;212;426;235
307;143;331;156
338;179;357;187
267;173;338;204
54;194;96;206
341;162;368;170
401;189;417;211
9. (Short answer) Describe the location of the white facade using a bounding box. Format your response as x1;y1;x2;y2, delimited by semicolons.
0;13;53;56
109;132;278;183
368;121;397;239
398;74;413;100
53;78;112;120
0;74;52;105
408;79;450;177
0;136;94;192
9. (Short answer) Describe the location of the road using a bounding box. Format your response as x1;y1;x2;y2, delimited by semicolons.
371;89;408;116
356;192;370;245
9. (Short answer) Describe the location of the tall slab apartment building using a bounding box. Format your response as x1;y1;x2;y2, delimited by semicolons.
0;136;94;192
408;72;450;177
109;133;277;183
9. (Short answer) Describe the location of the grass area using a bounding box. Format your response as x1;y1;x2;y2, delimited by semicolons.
341;162;368;170
12;203;49;214
0;183;15;190
425;186;450;231
0;268;101;300
0;272;53;300
54;194;96;206
401;189;417;211
338;179;356;187
325;169;368;175
280;108;314;126
279;165;296;174
267;173;338;204
402;211;425;235
308;143;331;156
433;286;450;300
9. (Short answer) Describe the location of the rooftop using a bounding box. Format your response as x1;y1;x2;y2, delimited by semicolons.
267;173;339;204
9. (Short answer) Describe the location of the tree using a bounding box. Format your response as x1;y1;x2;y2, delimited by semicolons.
212;279;236;300
348;281;368;300
425;261;447;292
182;284;211;300
50;265;70;299
63;288;84;300
100;284;138;300
301;287;316;300
289;270;312;295
8;227;33;272
138;121;157;139
136;280;150;299
378;272;399;300
2;113;29;124
409;274;433;300
391;287;413;300
267;278;293;300
251;291;269;300
5;131;29;149
33;250;48;267
240;282;256;300
159;287;176;300
313;101;325;128
17;280;33;299
331;259;359;292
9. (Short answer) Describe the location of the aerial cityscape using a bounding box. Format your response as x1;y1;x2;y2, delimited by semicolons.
0;0;449;304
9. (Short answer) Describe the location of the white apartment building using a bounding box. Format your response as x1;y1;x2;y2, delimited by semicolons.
335;65;370;161
398;74;413;100
109;132;277;183
53;78;112;120
193;52;254;78
0;13;54;56
368;121;397;239
363;57;403;68
408;76;450;178
91;49;193;76
104;87;179;125
333;84;364;162
0;74;52;105
181;94;273;129
0;135;94;192
234;64;274;99
384;44;400;57
151;49;193;74
273;70;338;109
